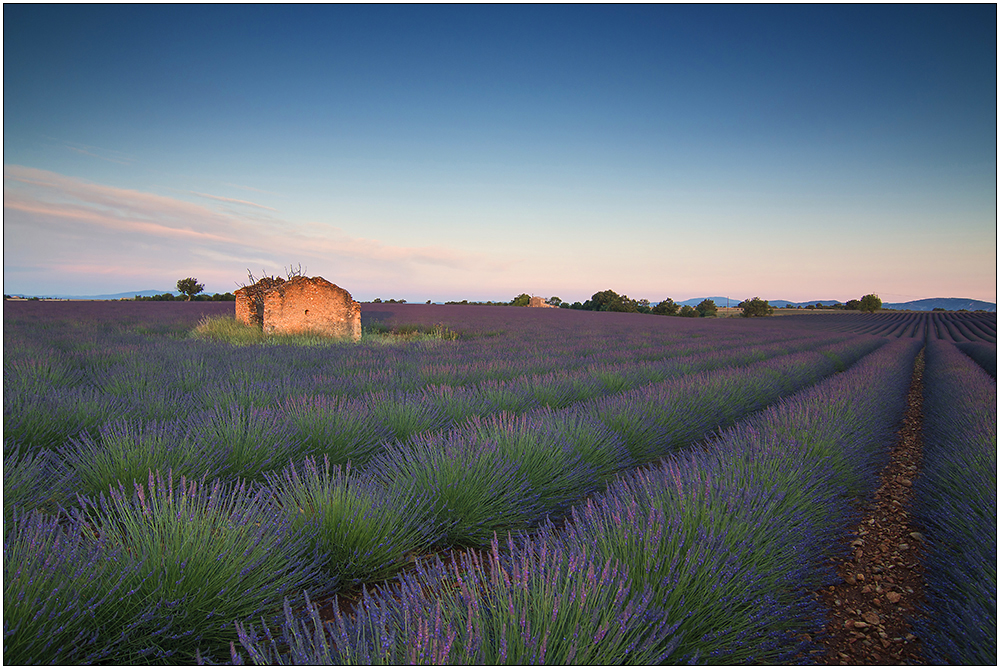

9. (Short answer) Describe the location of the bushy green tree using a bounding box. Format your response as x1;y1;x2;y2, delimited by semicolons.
695;299;718;318
651;298;679;316
176;277;205;301
546;296;563;307
739;297;772;318
582;290;639;313
844;299;862;311
679;305;699;317
860;294;882;313
511;294;531;307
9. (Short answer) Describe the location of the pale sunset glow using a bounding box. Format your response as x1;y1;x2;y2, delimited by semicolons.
4;5;995;303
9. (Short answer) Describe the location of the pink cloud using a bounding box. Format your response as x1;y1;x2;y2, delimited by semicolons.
187;191;278;211
3;165;488;279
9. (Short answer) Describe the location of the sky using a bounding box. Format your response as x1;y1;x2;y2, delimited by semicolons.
4;4;997;304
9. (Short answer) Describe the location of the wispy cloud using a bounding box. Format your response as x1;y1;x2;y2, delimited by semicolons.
188;191;277;211
3;165;489;294
50;138;137;165
222;182;282;196
66;146;133;165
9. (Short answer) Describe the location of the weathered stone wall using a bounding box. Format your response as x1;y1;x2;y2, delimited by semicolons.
261;276;361;341
234;288;259;327
235;276;285;329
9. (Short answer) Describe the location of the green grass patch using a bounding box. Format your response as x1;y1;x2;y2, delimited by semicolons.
191;315;462;346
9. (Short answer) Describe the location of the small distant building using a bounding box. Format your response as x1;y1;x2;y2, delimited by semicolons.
528;296;557;308
235;275;361;341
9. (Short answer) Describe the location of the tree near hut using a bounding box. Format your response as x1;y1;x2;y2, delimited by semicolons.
860;294;882;313
176;277;205;301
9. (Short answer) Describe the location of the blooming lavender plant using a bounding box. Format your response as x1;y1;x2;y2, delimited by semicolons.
3;442;62;523
366;431;540;547
234;531;682;665
60;418;225;499
527;407;635;482
458;412;601;516
366;390;453;442
4;509;150;664
267;456;440;587
955;341;997;378
70;470;327;663
282;394;394;466
188;404;310;480
3;385;124;451
558;453;827;664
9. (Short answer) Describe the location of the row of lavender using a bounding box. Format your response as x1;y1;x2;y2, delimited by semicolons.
910;341;996;664
789;310;997;344
232;339;924;664
5;319;883;663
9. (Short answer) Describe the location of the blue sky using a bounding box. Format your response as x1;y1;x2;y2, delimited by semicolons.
4;4;996;303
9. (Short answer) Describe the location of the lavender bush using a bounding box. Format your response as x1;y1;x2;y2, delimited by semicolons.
61;418;225;499
3;443;62;522
187;404;310;480
268;456;440;587
70;471;327;663
282;394;394;466
4;509;151;664
460;412;601;515
234;532;683;665
367;431;540;547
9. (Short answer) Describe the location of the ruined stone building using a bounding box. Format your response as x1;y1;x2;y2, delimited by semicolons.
235;275;361;341
528;296;557;308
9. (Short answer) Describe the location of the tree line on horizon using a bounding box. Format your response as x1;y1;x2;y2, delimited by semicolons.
122;275;885;317
502;291;886;318
438;291;888;317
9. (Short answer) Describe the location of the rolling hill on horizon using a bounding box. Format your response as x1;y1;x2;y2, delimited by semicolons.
677;296;996;312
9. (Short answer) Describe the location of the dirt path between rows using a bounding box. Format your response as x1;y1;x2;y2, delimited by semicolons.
807;349;928;665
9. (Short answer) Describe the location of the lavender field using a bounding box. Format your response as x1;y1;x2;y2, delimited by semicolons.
4;301;996;664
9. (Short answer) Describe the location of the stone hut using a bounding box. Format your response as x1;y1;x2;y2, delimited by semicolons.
235;275;361;341
528;296;556;308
